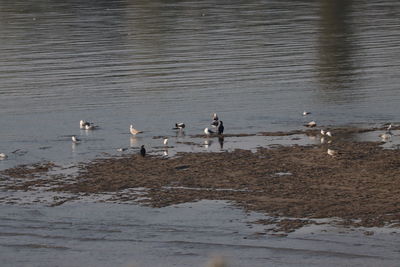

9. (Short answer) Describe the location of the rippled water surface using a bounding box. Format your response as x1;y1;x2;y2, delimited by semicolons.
1;0;400;265
1;0;400;168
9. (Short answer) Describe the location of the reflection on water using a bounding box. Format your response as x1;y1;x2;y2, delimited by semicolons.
317;0;359;103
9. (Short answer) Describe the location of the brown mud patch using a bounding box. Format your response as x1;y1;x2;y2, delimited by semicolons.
2;126;400;232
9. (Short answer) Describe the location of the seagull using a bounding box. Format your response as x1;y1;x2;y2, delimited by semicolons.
163;138;168;146
387;124;392;131
305;121;317;127
217;121;224;135
379;132;392;140
204;128;214;135
0;153;7;160
320;129;326;136
212;113;219;121
327;149;337;157
173;123;185;130
85;124;96;130
71;135;80;143
326;131;332;137
117;148;128;152
302;111;311;116
140;145;146;157
211;113;219;128
130;125;143;135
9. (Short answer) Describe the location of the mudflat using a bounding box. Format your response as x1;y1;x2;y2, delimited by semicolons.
2;126;400;232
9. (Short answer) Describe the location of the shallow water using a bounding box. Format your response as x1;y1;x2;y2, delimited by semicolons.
0;201;399;267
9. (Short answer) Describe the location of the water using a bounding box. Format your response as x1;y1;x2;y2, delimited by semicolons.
1;0;400;168
1;0;400;265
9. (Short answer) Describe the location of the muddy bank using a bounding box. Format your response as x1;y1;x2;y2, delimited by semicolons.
1;126;400;232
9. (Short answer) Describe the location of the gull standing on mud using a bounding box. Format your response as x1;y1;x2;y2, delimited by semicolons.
327;149;337;157
130;125;143;135
163;138;168;146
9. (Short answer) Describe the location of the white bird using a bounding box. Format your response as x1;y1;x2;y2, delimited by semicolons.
130;125;143;135
212;113;219;121
303;111;311;116
387;124;392;131
204;128;214;135
320;129;326;136
305;121;317;127
326;131;332;137
173;123;185;130
0;153;7;160
379;133;392;140
85;124;96;130
117;148;128;152
320;137;325;144
71;135;80;143
163;138;168;146
327;149;337;157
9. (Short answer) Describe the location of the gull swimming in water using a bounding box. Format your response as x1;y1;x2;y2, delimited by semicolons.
302;111;311;116
130;125;143;135
305;121;317;127
140;145;146;157
0;153;7;160
173;123;185;130
204;128;214;135
71;135;80;143
117;148;128;152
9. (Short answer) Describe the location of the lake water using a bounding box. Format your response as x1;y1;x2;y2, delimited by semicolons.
1;0;400;265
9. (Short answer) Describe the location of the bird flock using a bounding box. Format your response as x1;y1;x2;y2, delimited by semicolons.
0;113;396;160
71;114;226;157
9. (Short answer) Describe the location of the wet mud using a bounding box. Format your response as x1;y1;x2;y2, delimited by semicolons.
1;126;400;232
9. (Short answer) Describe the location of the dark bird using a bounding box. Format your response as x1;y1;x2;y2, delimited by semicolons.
140;145;146;157
173;122;185;130
217;121;224;135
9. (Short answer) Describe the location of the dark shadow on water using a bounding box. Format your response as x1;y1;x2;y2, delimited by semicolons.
316;0;361;104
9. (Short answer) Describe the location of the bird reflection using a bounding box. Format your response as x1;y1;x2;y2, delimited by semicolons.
218;136;224;149
130;136;138;147
204;139;213;149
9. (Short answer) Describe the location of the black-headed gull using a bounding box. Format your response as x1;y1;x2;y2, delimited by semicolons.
173;123;185;130
130;125;143;135
71;135;81;143
204;128;214;135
